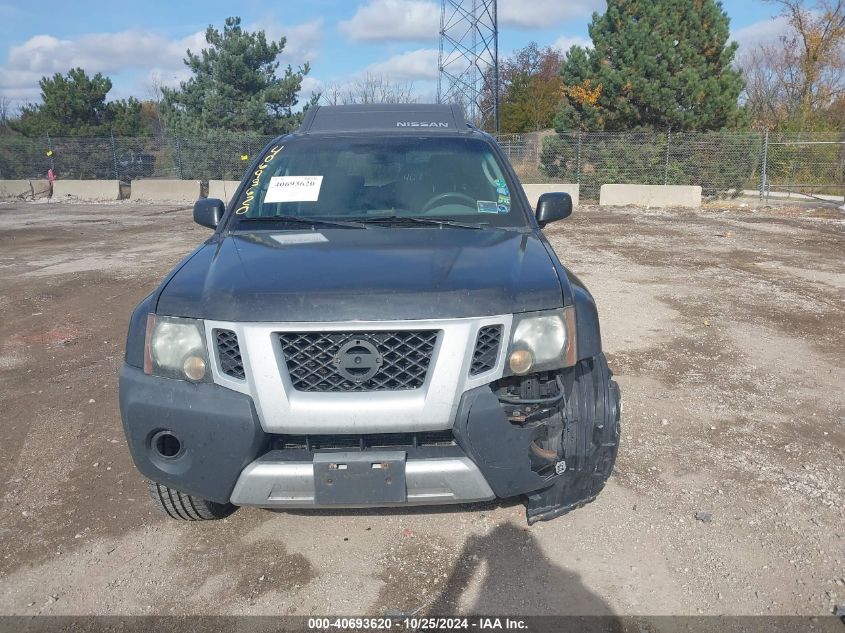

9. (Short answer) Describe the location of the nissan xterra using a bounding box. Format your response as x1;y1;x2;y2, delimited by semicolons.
119;104;621;524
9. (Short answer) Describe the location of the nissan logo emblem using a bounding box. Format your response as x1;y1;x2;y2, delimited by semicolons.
333;338;383;383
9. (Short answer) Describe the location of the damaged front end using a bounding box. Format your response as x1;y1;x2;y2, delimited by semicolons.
453;358;621;524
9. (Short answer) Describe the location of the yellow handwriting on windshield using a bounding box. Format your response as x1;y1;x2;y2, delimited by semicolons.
235;145;284;215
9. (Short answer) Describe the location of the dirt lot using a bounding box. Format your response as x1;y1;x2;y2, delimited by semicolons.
0;199;842;617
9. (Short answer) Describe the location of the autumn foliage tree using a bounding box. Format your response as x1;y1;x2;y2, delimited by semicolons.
555;0;746;131
740;0;845;131
495;43;564;133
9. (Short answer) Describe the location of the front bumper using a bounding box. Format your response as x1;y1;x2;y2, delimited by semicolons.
119;365;267;504
119;364;561;508
230;455;494;507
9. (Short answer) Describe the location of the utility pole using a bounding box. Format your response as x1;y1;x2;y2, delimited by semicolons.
437;0;499;136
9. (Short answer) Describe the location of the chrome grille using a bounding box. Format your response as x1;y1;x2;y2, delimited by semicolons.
278;330;438;392
215;329;245;379
470;325;502;375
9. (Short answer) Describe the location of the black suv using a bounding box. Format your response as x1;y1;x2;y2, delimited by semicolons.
119;104;621;524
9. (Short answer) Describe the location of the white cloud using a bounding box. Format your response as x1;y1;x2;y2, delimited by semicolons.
339;0;439;42
253;19;323;65
364;48;440;81
0;68;43;103
499;0;604;29
0;29;205;104
0;21;323;105
6;31;203;77
551;35;591;53
732;15;791;51
300;75;323;98
339;0;602;42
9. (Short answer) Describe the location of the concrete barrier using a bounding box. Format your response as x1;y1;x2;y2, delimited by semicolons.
132;179;201;203
31;180;51;199
208;180;241;203
52;180;121;201
600;184;702;208
0;179;50;199
523;184;579;209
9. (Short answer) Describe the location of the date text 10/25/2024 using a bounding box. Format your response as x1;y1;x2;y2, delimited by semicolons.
307;617;529;630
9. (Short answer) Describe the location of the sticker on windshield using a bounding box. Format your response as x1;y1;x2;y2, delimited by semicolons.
264;176;324;203
271;233;328;245
477;200;499;214
497;191;511;214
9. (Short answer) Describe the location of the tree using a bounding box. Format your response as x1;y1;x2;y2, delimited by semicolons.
321;73;418;105
11;68;146;136
496;42;564;133
555;0;747;131
161;16;311;134
0;96;12;134
740;0;845;131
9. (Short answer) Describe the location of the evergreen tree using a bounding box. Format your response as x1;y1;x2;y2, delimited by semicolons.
11;68;145;136
556;0;747;131
161;16;311;135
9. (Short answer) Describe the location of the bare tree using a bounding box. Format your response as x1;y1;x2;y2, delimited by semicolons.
145;72;169;137
0;95;11;131
739;46;793;129
742;0;845;130
320;82;347;106
321;73;419;106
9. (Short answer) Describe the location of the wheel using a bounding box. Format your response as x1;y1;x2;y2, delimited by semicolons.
525;353;621;524
147;480;237;521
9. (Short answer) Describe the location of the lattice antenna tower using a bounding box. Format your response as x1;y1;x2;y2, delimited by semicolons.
437;0;499;134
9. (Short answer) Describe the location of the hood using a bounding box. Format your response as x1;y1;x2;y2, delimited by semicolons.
156;228;563;322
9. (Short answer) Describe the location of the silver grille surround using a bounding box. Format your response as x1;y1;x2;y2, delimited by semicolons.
204;315;512;435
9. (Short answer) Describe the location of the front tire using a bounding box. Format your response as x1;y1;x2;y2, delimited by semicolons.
147;480;237;520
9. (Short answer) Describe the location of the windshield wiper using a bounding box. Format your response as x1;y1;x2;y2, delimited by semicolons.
238;216;367;229
352;216;485;230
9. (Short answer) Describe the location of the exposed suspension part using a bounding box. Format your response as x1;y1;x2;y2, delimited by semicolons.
492;372;566;477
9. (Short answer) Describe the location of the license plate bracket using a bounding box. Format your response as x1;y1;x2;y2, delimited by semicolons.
313;451;407;505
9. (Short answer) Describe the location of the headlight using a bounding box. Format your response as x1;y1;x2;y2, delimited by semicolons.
506;308;577;375
143;315;210;382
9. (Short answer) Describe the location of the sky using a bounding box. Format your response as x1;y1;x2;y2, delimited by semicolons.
0;0;789;109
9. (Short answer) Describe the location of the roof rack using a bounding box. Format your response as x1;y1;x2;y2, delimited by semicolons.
298;104;467;134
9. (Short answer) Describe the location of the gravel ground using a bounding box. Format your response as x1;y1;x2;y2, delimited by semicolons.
0;200;842;617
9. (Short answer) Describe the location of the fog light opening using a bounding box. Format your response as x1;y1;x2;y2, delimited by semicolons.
153;431;182;459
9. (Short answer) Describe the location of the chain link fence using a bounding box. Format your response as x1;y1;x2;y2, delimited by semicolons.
500;130;844;202
1;130;842;203
0;133;276;183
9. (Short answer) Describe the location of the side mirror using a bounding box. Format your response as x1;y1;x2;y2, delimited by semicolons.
193;198;225;229
535;192;573;228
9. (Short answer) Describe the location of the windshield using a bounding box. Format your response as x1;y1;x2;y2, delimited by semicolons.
230;136;527;228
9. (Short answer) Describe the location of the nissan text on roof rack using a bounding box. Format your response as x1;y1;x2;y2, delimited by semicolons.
119;104;621;524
